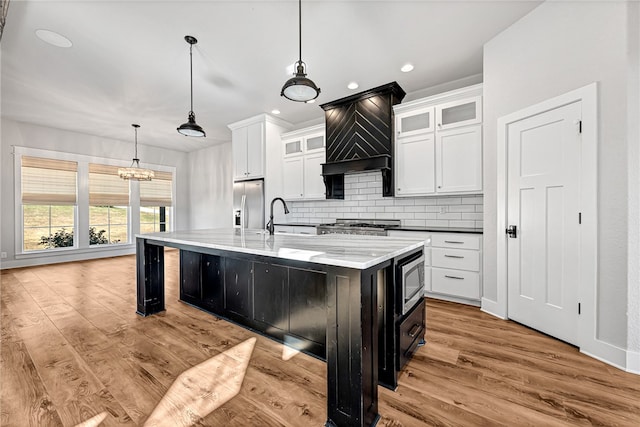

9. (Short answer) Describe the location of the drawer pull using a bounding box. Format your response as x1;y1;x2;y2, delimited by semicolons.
444;255;464;259
444;240;464;244
408;323;422;338
445;275;464;280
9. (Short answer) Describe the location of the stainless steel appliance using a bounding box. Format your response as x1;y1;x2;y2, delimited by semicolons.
400;252;426;314
317;218;400;236
233;179;265;229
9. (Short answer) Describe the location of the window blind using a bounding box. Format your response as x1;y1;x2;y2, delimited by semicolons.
89;163;130;206
21;156;78;205
140;170;173;207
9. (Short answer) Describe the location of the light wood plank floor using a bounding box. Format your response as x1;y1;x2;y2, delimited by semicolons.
1;252;638;426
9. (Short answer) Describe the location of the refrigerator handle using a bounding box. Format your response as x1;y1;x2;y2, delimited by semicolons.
241;194;246;229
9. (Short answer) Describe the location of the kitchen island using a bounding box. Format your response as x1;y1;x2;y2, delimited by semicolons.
136;228;424;427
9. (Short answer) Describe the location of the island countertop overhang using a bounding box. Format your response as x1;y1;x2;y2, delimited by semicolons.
136;228;424;270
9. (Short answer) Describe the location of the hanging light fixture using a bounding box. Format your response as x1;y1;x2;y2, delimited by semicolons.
177;35;206;137
280;0;320;102
119;124;155;181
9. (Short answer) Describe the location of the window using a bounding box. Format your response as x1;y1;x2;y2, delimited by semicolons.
140;170;173;233
21;156;77;251
89;163;129;245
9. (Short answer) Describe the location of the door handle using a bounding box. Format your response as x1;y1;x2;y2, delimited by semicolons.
506;225;517;238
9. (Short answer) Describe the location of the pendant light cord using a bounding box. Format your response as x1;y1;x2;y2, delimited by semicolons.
189;42;194;114
134;127;138;159
298;0;302;64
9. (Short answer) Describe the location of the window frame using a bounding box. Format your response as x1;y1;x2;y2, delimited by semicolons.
13;146;176;259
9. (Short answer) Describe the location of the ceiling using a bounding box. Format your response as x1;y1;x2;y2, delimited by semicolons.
1;0;541;153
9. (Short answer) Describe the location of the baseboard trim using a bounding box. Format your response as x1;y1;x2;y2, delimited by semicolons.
0;247;136;269
480;297;507;319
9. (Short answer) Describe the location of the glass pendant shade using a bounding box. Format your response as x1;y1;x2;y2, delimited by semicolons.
281;62;320;102
177;111;206;137
119;124;155;181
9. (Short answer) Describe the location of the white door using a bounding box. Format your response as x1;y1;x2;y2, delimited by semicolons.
507;101;582;345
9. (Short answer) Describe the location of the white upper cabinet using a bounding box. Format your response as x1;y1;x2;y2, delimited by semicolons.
394;84;483;197
436;125;482;193
281;124;326;200
283;156;304;199
396;106;434;138
303;151;326;199
232;121;264;180
395;133;435;196
435;96;482;131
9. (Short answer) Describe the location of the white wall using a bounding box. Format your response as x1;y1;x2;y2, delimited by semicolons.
483;1;635;351
187;142;233;229
0;119;190;267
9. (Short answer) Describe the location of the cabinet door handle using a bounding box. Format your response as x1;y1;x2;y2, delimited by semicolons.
444;255;464;259
444;240;464;244
445;275;464;280
408;323;422;338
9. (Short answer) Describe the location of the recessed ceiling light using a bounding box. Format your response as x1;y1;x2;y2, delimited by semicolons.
271;109;281;115
401;63;414;73
35;29;73;48
347;82;359;90
305;99;316;104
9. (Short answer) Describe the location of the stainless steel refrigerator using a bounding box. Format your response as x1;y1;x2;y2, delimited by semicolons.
232;179;265;229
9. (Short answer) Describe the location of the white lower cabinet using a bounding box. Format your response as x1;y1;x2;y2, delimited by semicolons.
388;230;482;306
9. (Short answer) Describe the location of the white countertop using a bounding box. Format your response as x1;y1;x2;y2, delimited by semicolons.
137;228;424;269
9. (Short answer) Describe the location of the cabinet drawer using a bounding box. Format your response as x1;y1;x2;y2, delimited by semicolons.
398;298;425;369
431;268;480;300
431;233;480;250
431;248;479;271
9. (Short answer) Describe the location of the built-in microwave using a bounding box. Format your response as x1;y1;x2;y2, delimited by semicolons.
400;253;425;315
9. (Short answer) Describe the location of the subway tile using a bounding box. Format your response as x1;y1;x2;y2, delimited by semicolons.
384;206;406;213
351;195;369;201
414;198;438;205
476;205;484;212
424;206;441;213
367;181;381;188
475;220;484;228
394;199;415;206
425;220;450;227
358;188;378;194
448;220;477;228
367;206;385;213
374;212;395;219
436;197;462;205
414;212;437;220
394;213;415;219
375;199;394;206
343;201;359;207
461;213;483;220
436;213;462;220
367;194;382;200
449;205;476;213
404;206;428;213
402;219;427;227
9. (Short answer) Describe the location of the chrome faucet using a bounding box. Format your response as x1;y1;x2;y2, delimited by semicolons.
267;197;290;235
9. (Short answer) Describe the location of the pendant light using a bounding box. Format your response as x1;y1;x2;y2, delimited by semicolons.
119;124;155;181
177;35;206;137
281;0;320;102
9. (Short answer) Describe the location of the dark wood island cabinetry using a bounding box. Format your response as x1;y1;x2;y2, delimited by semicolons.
136;229;424;427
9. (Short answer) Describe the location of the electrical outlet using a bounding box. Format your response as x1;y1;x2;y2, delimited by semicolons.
1;252;7;259
439;206;448;214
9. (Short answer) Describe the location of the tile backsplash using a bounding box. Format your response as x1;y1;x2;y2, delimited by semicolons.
286;171;483;228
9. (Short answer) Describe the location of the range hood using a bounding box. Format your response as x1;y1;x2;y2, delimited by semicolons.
320;82;406;199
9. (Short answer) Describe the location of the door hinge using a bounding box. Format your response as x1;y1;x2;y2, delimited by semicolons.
578;302;581;315
578;212;582;224
578;120;582;133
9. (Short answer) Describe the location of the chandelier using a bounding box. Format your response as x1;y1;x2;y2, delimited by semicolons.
119;124;154;181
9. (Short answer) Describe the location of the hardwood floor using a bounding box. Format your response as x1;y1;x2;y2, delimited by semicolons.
1;251;638;426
